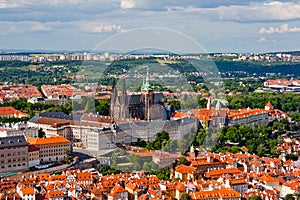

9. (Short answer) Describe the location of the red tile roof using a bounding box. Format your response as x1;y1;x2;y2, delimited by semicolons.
175;164;195;174
21;187;34;195
205;168;242;178
27;135;71;145
0;106;29;117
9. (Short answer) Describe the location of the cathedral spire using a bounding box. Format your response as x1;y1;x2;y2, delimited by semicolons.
141;67;153;92
121;79;127;115
110;78;118;118
145;67;150;86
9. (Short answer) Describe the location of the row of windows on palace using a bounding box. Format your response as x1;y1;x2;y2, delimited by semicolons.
39;148;68;154
1;158;26;163
39;144;69;148
0;163;26;169
0;151;27;157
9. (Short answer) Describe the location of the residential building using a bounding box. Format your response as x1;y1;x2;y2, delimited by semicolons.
175;164;195;181
191;188;241;200
27;136;71;164
17;187;35;200
0;106;29;118
0;125;38;138
41;84;88;100
225;179;248;194
0;135;29;173
0;84;42;103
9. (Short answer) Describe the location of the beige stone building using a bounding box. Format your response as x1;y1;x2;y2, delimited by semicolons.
0;135;29;173
27;136;71;164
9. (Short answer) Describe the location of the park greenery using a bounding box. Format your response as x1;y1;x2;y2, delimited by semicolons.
0;99;72;117
100;148;172;180
0;98;110;117
209;121;291;157
142;129;199;154
226;91;300;122
248;195;263;200
226;91;300;113
131;116;296;159
224;78;264;93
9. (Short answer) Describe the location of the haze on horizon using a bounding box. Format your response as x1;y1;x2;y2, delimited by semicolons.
0;0;300;53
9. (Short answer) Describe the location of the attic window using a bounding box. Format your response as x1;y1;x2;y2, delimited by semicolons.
8;140;13;143
18;139;23;143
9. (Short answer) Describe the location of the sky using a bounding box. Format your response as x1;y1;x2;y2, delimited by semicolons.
0;0;300;53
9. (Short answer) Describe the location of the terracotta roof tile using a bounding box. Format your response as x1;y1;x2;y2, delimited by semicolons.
27;135;71;145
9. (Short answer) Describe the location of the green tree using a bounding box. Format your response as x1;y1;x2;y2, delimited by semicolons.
134;162;142;171
180;193;192;200
119;149;126;156
38;128;46;138
286;154;298;161
151;167;170;181
100;165;120;175
130;154;139;163
84;99;94;112
195;129;207;146
95;99;110;115
143;162;152;172
285;194;293;200
257;144;267;157
176;157;188;167
248;195;263;200
150;161;158;171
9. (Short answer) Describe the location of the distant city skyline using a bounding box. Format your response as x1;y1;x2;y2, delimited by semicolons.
0;0;300;53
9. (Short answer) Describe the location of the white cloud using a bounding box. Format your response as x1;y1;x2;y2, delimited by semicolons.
0;21;55;33
0;0;29;9
80;22;125;33
259;24;300;34
0;0;18;8
258;37;267;42
175;1;300;23
120;0;135;9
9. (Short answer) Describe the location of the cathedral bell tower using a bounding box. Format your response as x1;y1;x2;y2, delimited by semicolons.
141;69;154;121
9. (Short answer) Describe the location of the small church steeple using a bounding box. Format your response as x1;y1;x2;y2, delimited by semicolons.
265;101;274;110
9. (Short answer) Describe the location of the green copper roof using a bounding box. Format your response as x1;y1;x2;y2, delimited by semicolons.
141;83;153;91
141;69;154;91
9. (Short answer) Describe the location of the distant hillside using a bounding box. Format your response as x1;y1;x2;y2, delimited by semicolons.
215;60;300;76
268;51;300;56
103;58;300;77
